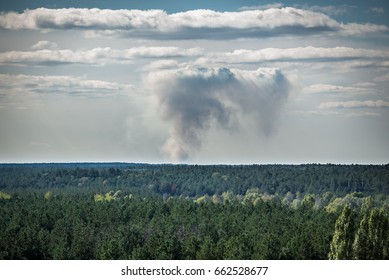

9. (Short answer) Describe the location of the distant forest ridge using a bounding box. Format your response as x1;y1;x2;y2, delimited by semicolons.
1;162;388;197
1;162;388;167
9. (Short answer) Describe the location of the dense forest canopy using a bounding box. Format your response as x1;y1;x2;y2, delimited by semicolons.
1;163;388;196
0;163;388;260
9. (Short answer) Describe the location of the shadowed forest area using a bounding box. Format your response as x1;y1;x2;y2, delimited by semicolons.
0;163;388;260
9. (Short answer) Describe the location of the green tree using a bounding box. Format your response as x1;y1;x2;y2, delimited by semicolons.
367;208;388;259
301;194;315;210
0;191;11;199
352;213;369;259
353;207;389;259
360;196;374;214
329;205;355;259
197;237;217;259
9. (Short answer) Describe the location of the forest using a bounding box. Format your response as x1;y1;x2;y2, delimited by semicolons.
0;163;388;260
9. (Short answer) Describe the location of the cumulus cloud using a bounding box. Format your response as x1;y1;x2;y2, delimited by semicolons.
0;74;131;95
243;4;356;17
0;46;202;66
0;7;386;39
339;22;388;36
2;45;387;73
147;67;292;161
319;100;389;109
199;46;389;65
0;8;165;30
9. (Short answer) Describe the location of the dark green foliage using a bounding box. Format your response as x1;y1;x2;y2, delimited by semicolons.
0;194;337;260
0;163;387;260
1;163;388;197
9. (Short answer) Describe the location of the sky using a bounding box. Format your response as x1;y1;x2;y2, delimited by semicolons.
0;1;388;164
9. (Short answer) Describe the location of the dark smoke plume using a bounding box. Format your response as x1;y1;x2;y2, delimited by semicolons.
148;66;291;161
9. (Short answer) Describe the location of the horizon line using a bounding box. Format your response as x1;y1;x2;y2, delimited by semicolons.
0;161;388;166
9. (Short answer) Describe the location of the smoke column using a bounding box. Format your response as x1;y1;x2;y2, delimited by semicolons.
148;66;291;162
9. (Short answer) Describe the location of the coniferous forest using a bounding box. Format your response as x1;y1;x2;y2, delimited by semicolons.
0;163;388;260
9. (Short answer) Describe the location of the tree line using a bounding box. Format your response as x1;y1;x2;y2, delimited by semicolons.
1;163;388;197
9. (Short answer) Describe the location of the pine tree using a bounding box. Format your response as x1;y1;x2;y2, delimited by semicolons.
329;205;355;259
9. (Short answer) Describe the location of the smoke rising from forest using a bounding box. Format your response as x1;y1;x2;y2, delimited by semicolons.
148;67;292;161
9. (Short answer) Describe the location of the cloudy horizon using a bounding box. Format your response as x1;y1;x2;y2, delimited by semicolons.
0;1;388;164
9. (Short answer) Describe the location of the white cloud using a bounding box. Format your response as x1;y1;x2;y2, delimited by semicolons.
242;4;356;18
5;46;388;67
0;74;131;95
293;110;380;118
2;45;387;75
0;8;336;30
30;40;59;50
0;7;386;39
0;46;203;66
339;22;388;35
303;84;369;95
319;100;389;109
197;46;389;66
300;5;356;16
143;59;181;71
345;111;381;117
0;8;166;30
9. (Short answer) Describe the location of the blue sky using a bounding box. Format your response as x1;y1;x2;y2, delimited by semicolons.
0;1;388;163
